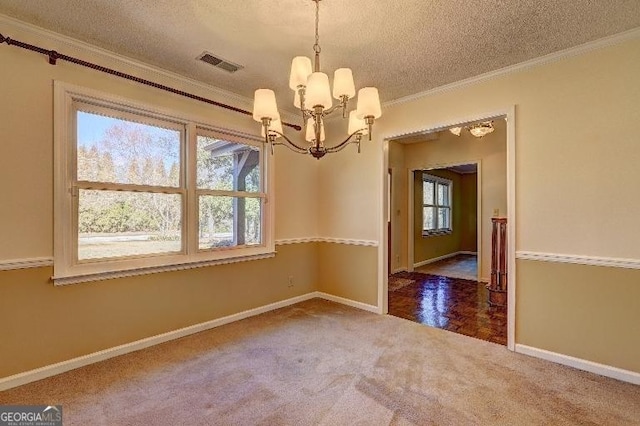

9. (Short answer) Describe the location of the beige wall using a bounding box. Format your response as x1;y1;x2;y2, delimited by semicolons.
389;142;407;271
317;244;378;306
319;37;640;372
0;244;317;377
460;173;478;252
517;260;640;373
0;19;320;377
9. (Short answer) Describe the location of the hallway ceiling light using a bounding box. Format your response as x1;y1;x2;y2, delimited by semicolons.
468;121;495;138
449;121;495;138
252;0;382;159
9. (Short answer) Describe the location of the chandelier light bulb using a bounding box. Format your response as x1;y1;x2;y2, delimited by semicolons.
333;68;355;99
289;56;313;90
252;89;279;122
305;72;333;108
356;87;382;119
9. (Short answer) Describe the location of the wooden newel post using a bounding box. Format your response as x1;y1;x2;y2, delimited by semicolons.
488;217;507;307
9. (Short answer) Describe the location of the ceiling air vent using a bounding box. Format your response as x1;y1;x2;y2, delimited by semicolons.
197;52;243;73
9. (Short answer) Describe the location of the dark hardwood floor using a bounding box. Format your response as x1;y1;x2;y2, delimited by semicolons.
388;271;507;345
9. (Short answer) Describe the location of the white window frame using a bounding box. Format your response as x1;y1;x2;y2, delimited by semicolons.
421;173;452;236
53;82;274;285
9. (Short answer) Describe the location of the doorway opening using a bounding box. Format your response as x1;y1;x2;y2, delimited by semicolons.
384;116;509;346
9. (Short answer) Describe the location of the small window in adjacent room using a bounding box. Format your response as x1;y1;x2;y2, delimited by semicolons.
422;173;452;235
53;82;274;285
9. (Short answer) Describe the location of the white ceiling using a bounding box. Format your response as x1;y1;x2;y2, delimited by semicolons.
1;0;639;110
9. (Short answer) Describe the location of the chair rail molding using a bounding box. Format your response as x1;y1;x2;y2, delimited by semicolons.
275;238;378;247
0;257;53;271
516;251;640;270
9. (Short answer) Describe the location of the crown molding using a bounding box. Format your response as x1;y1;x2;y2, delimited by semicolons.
0;13;260;111
384;27;640;108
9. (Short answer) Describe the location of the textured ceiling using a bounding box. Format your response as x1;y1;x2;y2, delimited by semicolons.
1;0;639;109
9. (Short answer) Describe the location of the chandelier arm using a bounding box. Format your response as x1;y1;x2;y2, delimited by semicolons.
324;130;365;153
272;141;309;154
322;95;348;117
269;130;310;153
322;104;343;116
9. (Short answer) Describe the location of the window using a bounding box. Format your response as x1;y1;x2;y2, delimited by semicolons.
54;83;273;284
422;173;452;235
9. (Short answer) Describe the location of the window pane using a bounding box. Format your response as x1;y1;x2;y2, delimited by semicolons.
423;207;435;230
198;196;262;249
437;183;449;206
438;207;451;230
423;181;434;205
197;136;260;192
76;111;180;187
78;190;182;260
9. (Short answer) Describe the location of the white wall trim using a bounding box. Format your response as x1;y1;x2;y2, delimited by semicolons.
515;344;640;386
0;257;53;271
413;251;466;268
275;238;319;245
516;251;640;270
316;292;381;314
0;291;379;391
276;237;378;247
383;27;640;108
316;237;378;247
1;238;378;273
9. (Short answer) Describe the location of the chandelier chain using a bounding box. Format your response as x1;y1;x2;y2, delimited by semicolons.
313;0;321;54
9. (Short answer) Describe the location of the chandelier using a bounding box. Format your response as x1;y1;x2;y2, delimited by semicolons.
252;0;382;159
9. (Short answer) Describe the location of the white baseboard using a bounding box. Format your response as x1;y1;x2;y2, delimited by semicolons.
414;252;457;268
0;292;380;391
391;267;408;274
414;251;475;268
316;292;381;314
515;344;640;385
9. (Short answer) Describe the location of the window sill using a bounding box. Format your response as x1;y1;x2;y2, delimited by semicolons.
422;230;452;237
52;251;276;286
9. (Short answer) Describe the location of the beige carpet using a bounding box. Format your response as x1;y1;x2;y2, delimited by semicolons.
1;299;639;425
